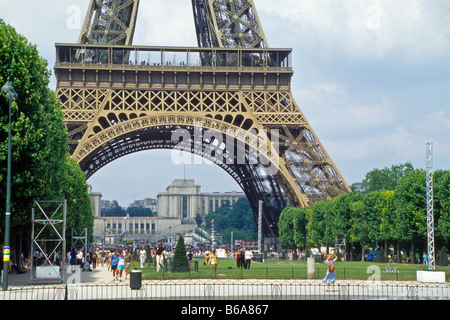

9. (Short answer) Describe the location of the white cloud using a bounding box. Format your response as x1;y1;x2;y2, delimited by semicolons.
259;0;450;61
425;110;450;131
295;82;395;134
134;0;197;46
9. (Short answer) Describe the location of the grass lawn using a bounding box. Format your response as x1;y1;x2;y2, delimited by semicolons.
136;257;450;281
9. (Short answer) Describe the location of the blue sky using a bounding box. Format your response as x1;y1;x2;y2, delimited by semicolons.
1;0;449;207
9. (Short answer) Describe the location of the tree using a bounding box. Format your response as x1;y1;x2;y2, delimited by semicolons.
434;170;450;243
63;157;94;236
378;190;395;259
0;20;93;254
195;213;203;227
204;198;256;241
349;200;371;261
172;236;190;272
330;193;354;258
306;201;327;249
393;169;427;263
362;163;414;192
292;207;308;250
277;207;297;257
439;247;448;267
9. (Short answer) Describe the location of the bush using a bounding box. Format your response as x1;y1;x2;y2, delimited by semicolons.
172;236;190;272
439;247;448;267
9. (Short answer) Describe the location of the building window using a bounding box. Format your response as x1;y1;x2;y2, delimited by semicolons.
182;196;189;219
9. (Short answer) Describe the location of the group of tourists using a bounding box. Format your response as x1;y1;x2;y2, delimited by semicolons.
68;247;135;280
235;248;254;269
106;248;135;281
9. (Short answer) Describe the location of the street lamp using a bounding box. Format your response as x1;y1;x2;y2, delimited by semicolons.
1;78;18;291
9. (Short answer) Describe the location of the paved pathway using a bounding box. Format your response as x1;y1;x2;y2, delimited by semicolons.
4;263;120;287
3;264;449;301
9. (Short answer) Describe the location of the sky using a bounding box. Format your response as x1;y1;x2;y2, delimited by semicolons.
1;0;449;207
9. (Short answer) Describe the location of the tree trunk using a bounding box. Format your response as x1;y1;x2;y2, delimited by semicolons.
350;245;354;262
411;241;415;264
396;241;401;263
361;247;365;262
292;243;297;260
384;239;388;259
418;242;424;264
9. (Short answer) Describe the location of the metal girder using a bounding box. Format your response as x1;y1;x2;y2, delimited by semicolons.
426;142;435;270
78;0;139;46
56;1;352;237
192;0;269;48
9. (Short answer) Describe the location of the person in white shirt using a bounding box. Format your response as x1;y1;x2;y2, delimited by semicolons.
76;249;83;266
139;247;147;268
244;249;253;269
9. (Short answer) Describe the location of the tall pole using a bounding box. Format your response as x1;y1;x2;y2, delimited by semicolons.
1;78;17;291
426;142;435;270
258;200;262;254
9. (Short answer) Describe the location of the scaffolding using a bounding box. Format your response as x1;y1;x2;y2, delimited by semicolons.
71;228;88;268
335;235;346;260
30;200;67;284
426;142;435;270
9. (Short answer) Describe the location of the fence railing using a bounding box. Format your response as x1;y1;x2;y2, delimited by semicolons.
0;280;448;301
143;263;434;282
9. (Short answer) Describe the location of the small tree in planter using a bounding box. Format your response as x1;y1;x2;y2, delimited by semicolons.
172;236;190;272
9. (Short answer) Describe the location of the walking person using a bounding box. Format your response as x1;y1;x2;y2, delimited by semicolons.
107;250;112;271
155;243;165;272
91;250;97;269
100;248;106;267
139;247;147;269
210;249;218;272
110;249;120;280
124;249;134;280
117;251;125;281
322;253;337;292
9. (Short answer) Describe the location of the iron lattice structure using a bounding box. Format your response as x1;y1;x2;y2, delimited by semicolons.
78;0;139;46
426;142;435;270
192;0;268;48
54;0;351;238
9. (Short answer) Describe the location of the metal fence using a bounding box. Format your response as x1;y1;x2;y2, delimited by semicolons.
0;280;448;301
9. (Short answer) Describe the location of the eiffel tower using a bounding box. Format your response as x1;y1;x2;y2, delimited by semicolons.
54;0;350;238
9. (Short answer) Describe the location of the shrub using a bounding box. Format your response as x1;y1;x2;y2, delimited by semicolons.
172;236;190;272
439;247;448;267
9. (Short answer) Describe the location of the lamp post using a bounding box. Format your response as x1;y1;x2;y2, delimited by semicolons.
1;78;18;291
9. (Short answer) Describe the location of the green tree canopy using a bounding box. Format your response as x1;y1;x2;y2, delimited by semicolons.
278;163;450;261
362;162;414;192
434;170;450;242
205;197;256;241
0;20;93;247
